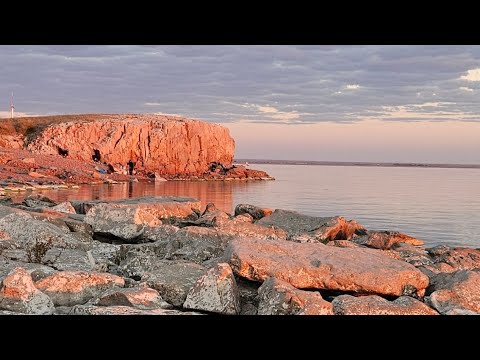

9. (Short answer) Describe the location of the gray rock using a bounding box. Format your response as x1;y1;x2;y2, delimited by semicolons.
240;303;258;315
257;277;333;315
183;263;241;314
332;295;438;315
85;203;162;242
234;204;270;220
0;256;56;283
70;305;200;315
51;202;76;214
391;243;434;267
22;194;57;208
426;270;480;314
0;267;54;315
96;287;173;310
63;217;93;236
224;237;429;297
142;224;180;242
257;209;366;243
444;308;479;315
425;246;480;274
142;261;206;307
0;212;90;255
35;271;125;306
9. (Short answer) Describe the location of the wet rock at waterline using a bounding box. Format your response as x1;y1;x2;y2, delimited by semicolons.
257;209;366;243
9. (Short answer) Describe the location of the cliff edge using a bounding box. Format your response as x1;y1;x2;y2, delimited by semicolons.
0;114;235;176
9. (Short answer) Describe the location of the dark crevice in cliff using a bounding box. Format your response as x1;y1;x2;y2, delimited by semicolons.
113;124;126;149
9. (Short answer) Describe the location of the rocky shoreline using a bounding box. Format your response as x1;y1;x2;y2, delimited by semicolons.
0;147;274;197
0;194;478;315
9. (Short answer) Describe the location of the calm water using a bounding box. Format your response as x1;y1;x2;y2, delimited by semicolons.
9;164;480;248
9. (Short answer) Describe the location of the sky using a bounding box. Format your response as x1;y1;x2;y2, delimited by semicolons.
1;45;480;163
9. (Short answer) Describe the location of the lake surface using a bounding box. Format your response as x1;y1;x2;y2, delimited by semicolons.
9;164;480;248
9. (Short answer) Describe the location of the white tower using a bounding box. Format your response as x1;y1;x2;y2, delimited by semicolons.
10;92;14;119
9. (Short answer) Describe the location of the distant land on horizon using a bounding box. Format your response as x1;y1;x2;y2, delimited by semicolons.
235;159;480;170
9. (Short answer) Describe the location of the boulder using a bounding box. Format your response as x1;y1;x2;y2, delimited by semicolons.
96;287;172;310
84;196;201;242
142;261;206;307
22;194;57;208
391;243;434;267
183;263;241;314
35;271;125;306
353;231;424;250
234;204;271;220
257;209;366;243
0;267;55;314
425;246;480;274
224;237;429;297
257;277;333;315
51;202;76;214
0;212;90;257
332;295;438;315
426;270;480;314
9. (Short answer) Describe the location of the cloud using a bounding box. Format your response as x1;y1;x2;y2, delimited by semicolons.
345;84;361;90
411;102;455;108
257;106;279;114
1;45;480;125
460;68;480;81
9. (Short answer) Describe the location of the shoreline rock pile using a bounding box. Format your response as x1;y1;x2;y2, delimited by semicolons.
0;194;478;315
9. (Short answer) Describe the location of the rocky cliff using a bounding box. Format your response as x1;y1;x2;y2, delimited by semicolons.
2;114;235;176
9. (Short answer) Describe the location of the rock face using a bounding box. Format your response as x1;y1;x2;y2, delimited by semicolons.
257;209;366;243
332;295;438;315
26;114;235;175
0;267;55;314
224;237;429;297
84;196;201;242
35;271;125;306
257;277;333;315
183;263;241;314
427;270;480;314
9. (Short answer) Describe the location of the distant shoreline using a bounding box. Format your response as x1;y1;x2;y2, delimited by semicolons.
235;159;480;170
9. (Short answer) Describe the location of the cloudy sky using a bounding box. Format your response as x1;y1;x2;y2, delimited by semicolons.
1;45;480;163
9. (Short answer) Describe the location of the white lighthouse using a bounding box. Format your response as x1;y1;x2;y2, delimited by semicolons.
10;92;14;119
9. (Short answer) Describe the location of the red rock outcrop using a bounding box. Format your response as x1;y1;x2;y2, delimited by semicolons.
25;114;235;176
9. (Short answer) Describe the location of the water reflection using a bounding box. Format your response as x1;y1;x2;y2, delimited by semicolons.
8;180;270;214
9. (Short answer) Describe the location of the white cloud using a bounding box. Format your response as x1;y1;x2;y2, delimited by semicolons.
360;103;478;122
459;86;474;92
257;106;279;114
411;102;455;108
144;102;163;106
345;84;361;90
460;68;480;81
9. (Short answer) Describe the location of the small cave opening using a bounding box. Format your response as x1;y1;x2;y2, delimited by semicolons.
92;149;101;162
57;147;69;157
